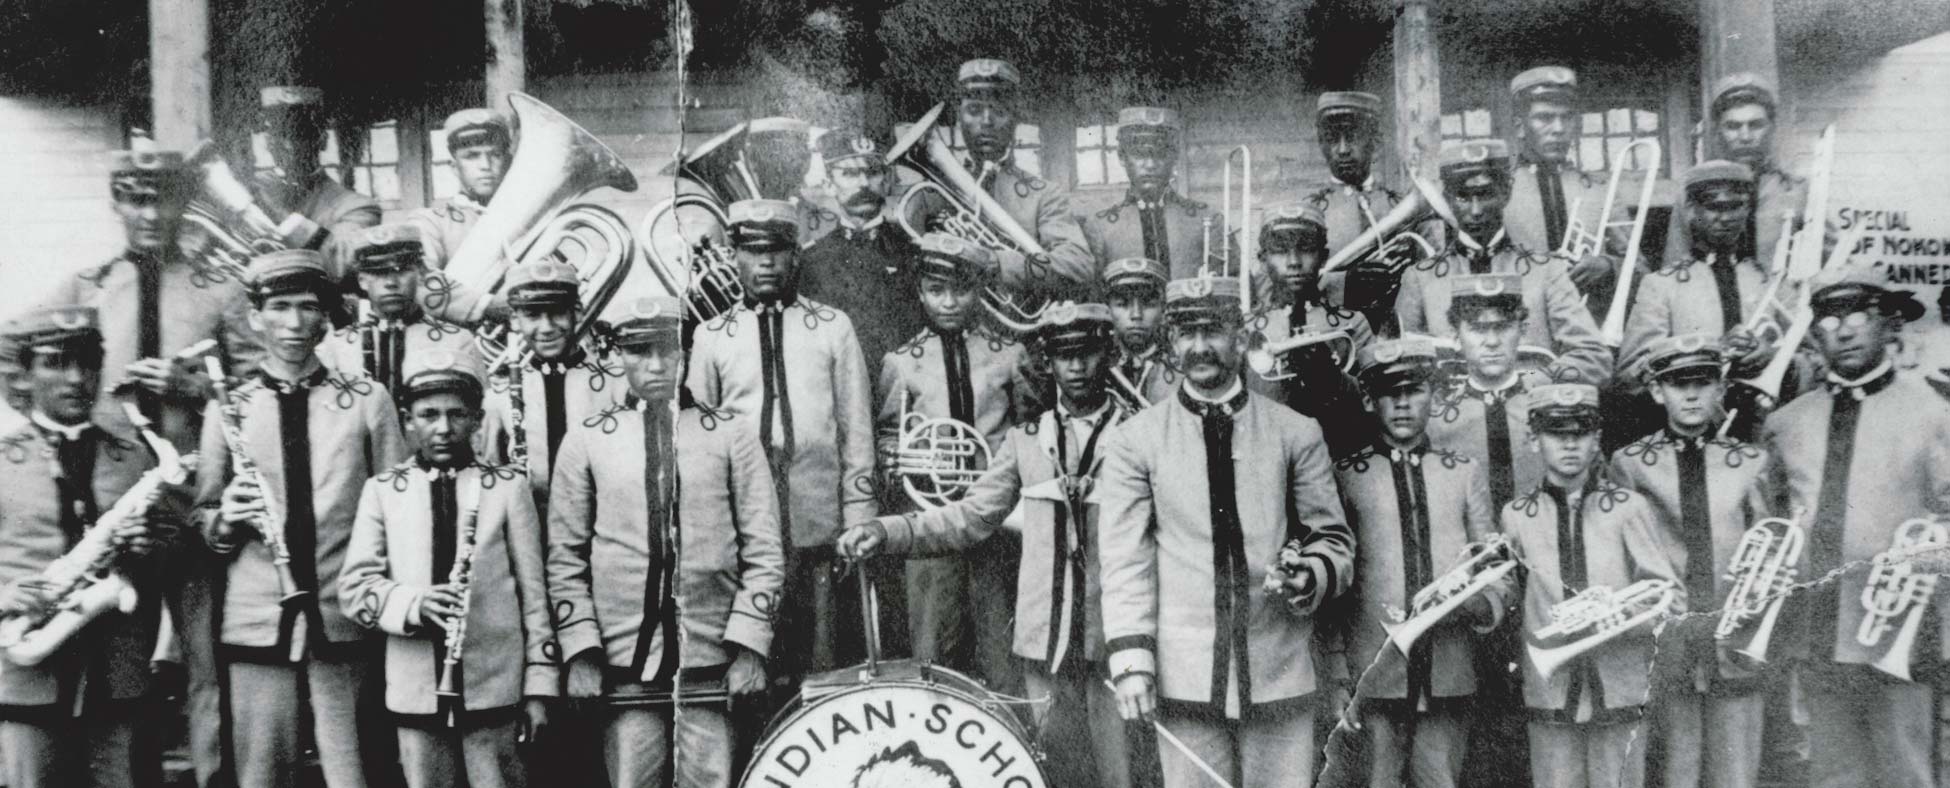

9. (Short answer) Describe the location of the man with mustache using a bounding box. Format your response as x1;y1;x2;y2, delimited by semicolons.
252;86;382;276
1663;74;1810;272
411;110;512;269
1395;140;1613;388
1102;256;1176;406
197;249;408;788
920;58;1094;302
874;234;1033;694
1500;68;1628;312
1084;106;1228;281
687;198;877;679
1248;203;1377;459
1303;91;1415;334
319;224;482;401
1099;275;1355;788
1760;264;1946;788
0;305;181;788
843;303;1149;788
798;129;929;392
1606;334;1774;788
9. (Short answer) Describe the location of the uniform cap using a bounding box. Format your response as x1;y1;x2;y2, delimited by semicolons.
5;305;103;355
246;249;334;300
726;198;803;251
1164;277;1244;326
1438;139;1512;181
1316;91;1383;122
1711;72;1778;114
957;58;1022;95
1260;202;1328;249
1449;273;1525;308
1527;382;1603;433
503;260;580;310
399;348;486;406
1510;66;1578;104
915;232;997;282
817;128;886;166
1102;257;1169;291
1115;107;1180;150
442;108;511;152
1810;263;1924;323
108;131;187;199
353;223;426;272
610;295;688;351
1356;336;1440;391
1683;160;1756;193
1638;333;1724;383
1032;301;1115;353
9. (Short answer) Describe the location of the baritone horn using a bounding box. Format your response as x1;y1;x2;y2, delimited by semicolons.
1246;328;1355;380
179;139;328;280
891;103;1053;334
894;391;991;511
1582;139;1661;347
1529;579;1677;681
1319;175;1454;276
1857;517;1950;681
1715;515;1804;664
1384;535;1518;654
442;93;637;373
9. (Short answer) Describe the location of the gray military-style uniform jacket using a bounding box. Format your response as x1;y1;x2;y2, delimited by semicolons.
1395;239;1614;388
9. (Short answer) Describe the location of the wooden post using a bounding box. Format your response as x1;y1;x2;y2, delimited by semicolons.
1392;0;1442;187
485;0;526;112
149;0;213;148
1697;0;1780;108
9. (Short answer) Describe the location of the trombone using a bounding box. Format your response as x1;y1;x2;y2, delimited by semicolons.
1221;145;1254;313
1578;138;1660;347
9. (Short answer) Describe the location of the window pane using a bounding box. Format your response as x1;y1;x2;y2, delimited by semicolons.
1635;110;1659;133
1077;151;1105;185
1464;109;1492;137
1606;108;1630;133
351;166;369;194
1579;138;1604;171
368;123;398;164
1077;124;1103;149
1106;154;1127;184
1581;113;1603;134
372;167;401;201
1441;113;1462;136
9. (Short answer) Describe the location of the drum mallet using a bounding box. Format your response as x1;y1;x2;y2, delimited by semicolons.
1101;679;1238;788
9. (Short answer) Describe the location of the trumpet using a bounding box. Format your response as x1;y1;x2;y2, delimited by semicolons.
1715;516;1804;664
1528;579;1677;681
1857;517;1949;681
894;391;991;511
434;479;485;712
1319;176;1454;277
1581;139;1661;347
890;103;1054;335
206;356;305;608
1245;327;1355;381
1383;535;1518;654
0;403;197;666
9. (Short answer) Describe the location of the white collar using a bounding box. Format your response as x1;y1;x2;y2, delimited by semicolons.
1827;358;1894;389
30;411;90;441
1467;372;1522;395
1183;378;1244;404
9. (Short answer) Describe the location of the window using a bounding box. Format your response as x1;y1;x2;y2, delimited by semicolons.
429;129;462;201
1574;106;1661;174
1074;121;1125;187
1441;108;1497;146
252;121;404;207
945;124;1042;178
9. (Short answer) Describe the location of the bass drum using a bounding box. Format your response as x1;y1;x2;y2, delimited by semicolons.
740;660;1049;788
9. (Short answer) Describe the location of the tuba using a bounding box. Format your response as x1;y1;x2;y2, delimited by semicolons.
0;404;197;666
1383;535;1519;654
1715;515;1804;664
1857;517;1950;681
1319;175;1454;277
637;118;810;323
890;103;1054;335
439;93;638;374
1528;579;1677;681
893;391;991;510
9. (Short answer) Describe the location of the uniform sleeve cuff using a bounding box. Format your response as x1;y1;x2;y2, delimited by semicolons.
557;620;603;662
879;515;913;555
523;664;560;697
379;587;423;637
724;609;774;658
1107;639;1156;679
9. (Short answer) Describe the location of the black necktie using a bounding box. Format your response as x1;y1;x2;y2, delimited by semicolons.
136;255;163;422
1390;446;1436;706
50;428;100;544
1197;400;1254;706
275;381;320;645
632;405;682;683
1538;163;1569;252
1675;438;1714;601
1139;201;1171;273
1484;394;1516;510
1807;394;1863;658
369;321;407;394
1047;409;1110;672
428;469;459;699
940;330;975;425
1708;259;1745;336
1548;483;1597;709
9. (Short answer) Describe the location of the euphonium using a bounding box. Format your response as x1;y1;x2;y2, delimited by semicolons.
1528;579;1677;681
1246;327;1356;381
1383;535;1518;654
1857;517;1950;681
1319;176;1454;276
894;391;992;511
435;478;485;707
890;103;1055;335
205;356;305;607
1715;516;1804;664
0;403;197;666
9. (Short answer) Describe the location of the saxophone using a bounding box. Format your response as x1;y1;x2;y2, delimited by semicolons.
435;476;485;707
204;356;306;605
1857;517;1949;681
0;403;198;666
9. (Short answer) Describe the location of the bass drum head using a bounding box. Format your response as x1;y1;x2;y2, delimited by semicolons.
740;665;1048;788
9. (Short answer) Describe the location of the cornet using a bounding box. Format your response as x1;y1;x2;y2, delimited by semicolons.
1857;517;1949;681
890;104;1054;335
1383;535;1518;654
1715;516;1804;664
1528;579;1677;681
894;391;991;511
1245;327;1355;381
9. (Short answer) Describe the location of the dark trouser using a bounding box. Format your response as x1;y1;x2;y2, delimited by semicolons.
0;700;161;788
169;556;224;788
1806;671;1932;788
905;532;1021;695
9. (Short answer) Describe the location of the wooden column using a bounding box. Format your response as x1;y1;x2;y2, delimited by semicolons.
1697;0;1780;108
149;0;213;148
1392;0;1442;186
485;0;526;112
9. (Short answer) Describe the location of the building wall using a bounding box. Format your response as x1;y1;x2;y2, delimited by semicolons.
0;98;125;317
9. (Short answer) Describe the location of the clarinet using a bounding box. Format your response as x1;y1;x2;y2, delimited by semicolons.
203;356;306;605
506;358;529;469
435;478;484;707
358;300;378;382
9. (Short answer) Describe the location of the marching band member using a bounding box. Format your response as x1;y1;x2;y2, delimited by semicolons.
1760;266;1948;788
922;58;1095;299
797;128;929;391
1396;140;1613;388
196;249;408;788
253;86;382;274
843;302;1145;788
0;307;180;788
1083;106;1226;280
411;109;512;268
1501;67;1624;307
483;259;627;506
0;327;29;412
1663;74;1810;270
1335;336;1507;788
1503;383;1683;788
687;198;876;675
1102;256;1177;405
1249;203;1377;458
1099;275;1355;788
1426;273;1548;510
549;295;785;788
1607;334;1774;788
875;233;1033;691
1304;91;1412;332
338;349;554;788
319;224;481;398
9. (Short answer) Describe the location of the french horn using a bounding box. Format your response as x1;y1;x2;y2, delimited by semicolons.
894;391;991;511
